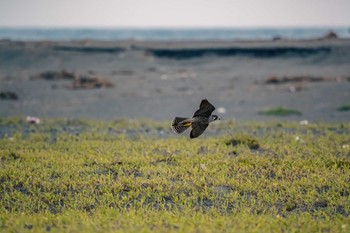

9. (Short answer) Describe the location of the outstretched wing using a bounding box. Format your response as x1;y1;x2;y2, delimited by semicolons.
193;99;215;117
190;122;209;138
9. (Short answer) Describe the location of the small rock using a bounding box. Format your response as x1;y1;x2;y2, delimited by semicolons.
272;35;282;41
288;84;303;93
295;136;303;142
322;31;338;40
24;224;33;230
200;164;207;171
299;120;309;125
265;76;280;84
26;116;41;124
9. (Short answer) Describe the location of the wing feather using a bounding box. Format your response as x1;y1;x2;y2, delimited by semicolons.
190;122;209;138
193;99;215;117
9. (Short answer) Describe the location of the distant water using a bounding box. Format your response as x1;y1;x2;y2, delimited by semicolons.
0;27;349;41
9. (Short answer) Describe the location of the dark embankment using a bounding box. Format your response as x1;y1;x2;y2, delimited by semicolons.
53;46;125;53
147;46;331;59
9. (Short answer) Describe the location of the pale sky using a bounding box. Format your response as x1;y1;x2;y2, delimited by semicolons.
1;0;349;28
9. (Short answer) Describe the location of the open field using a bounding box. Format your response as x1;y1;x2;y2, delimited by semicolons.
1;118;350;232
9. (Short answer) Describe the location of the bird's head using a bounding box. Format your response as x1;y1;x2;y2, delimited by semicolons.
210;115;220;122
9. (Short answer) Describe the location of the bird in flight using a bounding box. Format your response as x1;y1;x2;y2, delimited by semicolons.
171;99;220;138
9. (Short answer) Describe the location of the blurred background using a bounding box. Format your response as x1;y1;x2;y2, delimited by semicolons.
0;0;349;121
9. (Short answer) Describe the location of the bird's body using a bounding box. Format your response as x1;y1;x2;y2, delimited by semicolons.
172;99;220;138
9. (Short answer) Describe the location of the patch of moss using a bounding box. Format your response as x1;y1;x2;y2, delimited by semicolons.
337;105;350;112
225;134;260;149
0;118;350;232
258;107;302;116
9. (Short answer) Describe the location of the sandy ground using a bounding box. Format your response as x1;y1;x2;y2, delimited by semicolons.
0;39;349;122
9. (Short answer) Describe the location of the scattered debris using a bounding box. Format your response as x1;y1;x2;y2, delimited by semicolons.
266;75;350;86
66;75;114;90
0;91;18;100
26;116;41;124
31;70;75;81
264;76;338;85
31;70;114;90
262;75;349;93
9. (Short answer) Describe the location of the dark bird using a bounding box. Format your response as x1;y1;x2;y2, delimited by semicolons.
171;99;220;138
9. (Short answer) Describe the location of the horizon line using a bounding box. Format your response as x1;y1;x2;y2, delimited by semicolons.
0;25;349;29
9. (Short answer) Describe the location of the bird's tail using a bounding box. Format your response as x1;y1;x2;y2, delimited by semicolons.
171;117;192;134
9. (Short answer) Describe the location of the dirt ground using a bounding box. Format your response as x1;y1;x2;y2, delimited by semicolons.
0;39;349;122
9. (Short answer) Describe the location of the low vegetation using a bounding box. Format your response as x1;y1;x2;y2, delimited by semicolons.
258;107;302;116
0;118;349;232
337;105;350;112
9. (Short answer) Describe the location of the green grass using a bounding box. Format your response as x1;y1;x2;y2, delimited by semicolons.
0;118;350;232
337;105;350;112
258;107;302;116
